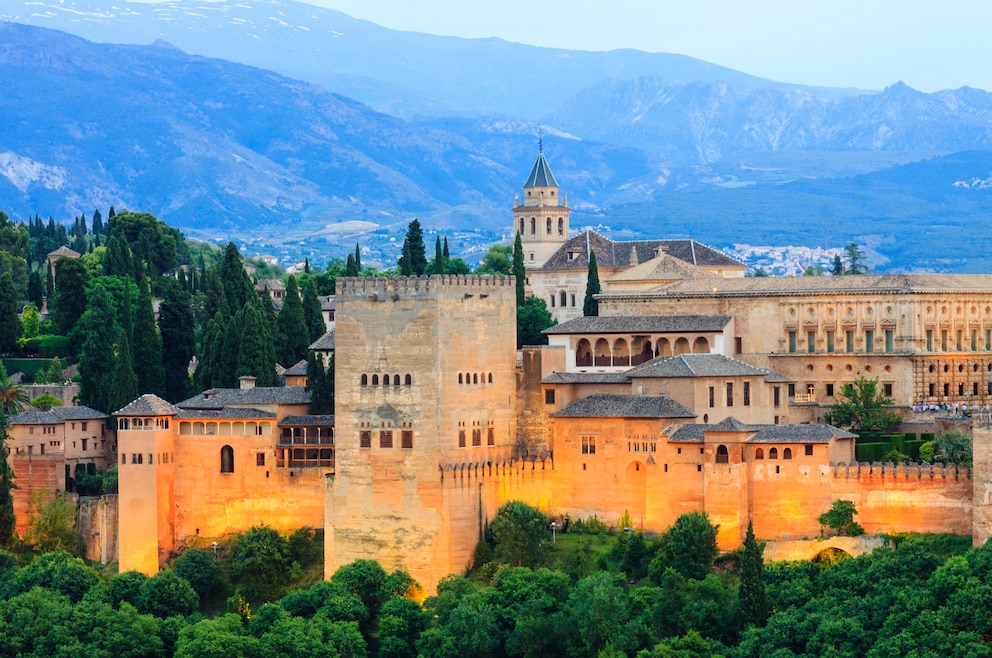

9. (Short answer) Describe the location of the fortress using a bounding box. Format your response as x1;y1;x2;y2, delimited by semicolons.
57;149;992;589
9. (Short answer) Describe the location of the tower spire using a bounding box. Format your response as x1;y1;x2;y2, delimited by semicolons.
538;126;543;153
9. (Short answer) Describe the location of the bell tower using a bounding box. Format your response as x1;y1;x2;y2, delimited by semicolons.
513;140;570;268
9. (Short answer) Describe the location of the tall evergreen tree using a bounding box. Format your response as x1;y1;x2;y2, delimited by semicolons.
91;208;103;236
306;352;334;415
398;240;412;276
133;277;165;397
204;268;231;323
78;283;120;413
0;273;20;353
398;219;427;275
277;275;309;367
105;233;133;278
197;312;226;391
354;243;361;273
512;232;526;307
45;261;53;301
434;236;444;274
220;242;253;312
0;411;14;547
443;237;450;260
159;280;196;403
345;253;359;277
220;308;244;388
51;257;89;335
304;258;310;274
27;270;43;310
831;254;844;276
108;329;139;416
238;304;277;386
302;278;325;344
583;251;601;317
739;521;769;629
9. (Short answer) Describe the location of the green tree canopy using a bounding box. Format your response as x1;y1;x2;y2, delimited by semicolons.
818;499;864;537
159;279;195;402
132;277;165;397
475;243;513;276
829;376;900;431
490;501;550;568
277;275;309;367
220;242;254;313
50;257;88;335
739;521;769;629
650;511;719;581
512;233;525;307
0;272;20;352
583;250;601;317
517;296;554;348
77;283;120;413
0;412;15;546
301;278;325;344
397;219;427;276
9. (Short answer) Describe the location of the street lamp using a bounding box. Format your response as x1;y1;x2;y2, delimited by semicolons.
549;521;558;543
211;541;219;559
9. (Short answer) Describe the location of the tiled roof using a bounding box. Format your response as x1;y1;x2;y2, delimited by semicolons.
279;415;335;426
8;411;62;425
115;394;179;416
551;394;695;419
174;407;276;419
606;253;718;283
602;274;992;299
283;360;308;377
254;279;286;292
177;386;311;410
544;315;732;335
524;151;558;188
51;406;108;420
540;230;743;272
541;372;632;384
320;296;335;311
669;420;855;443
309;330;335;351
628;354;792;383
48;245;81;259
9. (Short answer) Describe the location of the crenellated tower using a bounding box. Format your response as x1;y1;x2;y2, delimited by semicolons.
513;144;571;268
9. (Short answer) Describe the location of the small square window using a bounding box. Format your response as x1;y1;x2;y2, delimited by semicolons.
256;453;265;466
545;389;555;404
805;445;813;456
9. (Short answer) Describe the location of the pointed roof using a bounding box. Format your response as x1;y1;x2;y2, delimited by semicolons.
48;245;81;259
627;353;791;383
606;252;718;286
115;394;179;416
524;151;558;188
550;394;695;419
540;230;743;272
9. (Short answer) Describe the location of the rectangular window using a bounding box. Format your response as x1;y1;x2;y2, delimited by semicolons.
885;329;894;352
975;382;981;396
743;382;751;406
545;389;555;404
708;386;715;408
986;329;991;351
472;429;482;447
774;387;780;407
735;337;743;353
807;331;816;353
884;383;893;397
788;383;796;397
458;430;466;448
581;436;596;455
360;431;372;449
82;439;87;451
865;330;874;353
957;329;963;351
805;445;814;456
930;383;936;397
972;329;978;352
550;295;555;308
942;329;948;351
487;428;494;446
927;329;933;351
401;431;413;449
379;431;393;448
827;331;834;353
788;331;797;353
846;331;854;352
944;383;950;396
81;422;87;431
571;294;575;307
256;453;265;466
726;382;734;407
826;383;835;397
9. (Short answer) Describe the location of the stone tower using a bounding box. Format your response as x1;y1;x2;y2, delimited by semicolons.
513;145;571;268
326;275;518;590
115;394;178;575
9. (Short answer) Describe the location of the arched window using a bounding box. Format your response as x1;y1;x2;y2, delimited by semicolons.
558;218;564;235
546;218;552;234
221;445;234;473
405;374;412;385
488;373;493;383
769;448;779;460
560;290;567;307
473;373;478;384
783;448;793;460
372;374;379;386
716;445;729;464
519;218;524;234
383;374;390;386
458;373;463;384
394;375;400;387
530;217;536;234
755;448;764;460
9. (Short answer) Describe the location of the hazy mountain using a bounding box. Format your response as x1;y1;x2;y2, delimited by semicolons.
0;0;858;120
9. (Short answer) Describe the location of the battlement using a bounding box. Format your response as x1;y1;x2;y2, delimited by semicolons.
831;461;971;481
336;275;516;301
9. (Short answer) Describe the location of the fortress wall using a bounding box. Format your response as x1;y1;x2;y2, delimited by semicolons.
173;433;328;544
77;494;117;564
516;347;561;456
748;462;837;541
974;427;992;545
10;453;62;534
831;462;972;535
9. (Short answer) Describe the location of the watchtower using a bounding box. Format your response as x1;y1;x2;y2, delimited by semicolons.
513;145;571;268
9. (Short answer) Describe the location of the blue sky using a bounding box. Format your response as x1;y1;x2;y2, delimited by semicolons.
309;0;989;92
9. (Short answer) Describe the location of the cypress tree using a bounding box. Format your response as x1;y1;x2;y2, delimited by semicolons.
51;257;89;335
406;219;427;275
739;521;769;628
238;304;277;386
108;329;139;415
0;273;20;353
302;278;325;344
159;280;196;403
45;261;53;301
583;251;601;317
304;258;310;274
220;309;244;388
27;270;43;310
92;208;103;236
78;283;120;413
443;237;449;260
121;278;134;355
204;268;230;323
220;242;253;312
0;412;14;547
512;232;526;307
306;352;334;415
434;236;444;275
133;277;165;397
354;243;361;273
277;275;309;367
197;312;226;391
345;253;358;277
398;240;412;276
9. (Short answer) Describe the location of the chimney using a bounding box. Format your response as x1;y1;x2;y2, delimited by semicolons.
239;376;257;390
654;244;669;258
